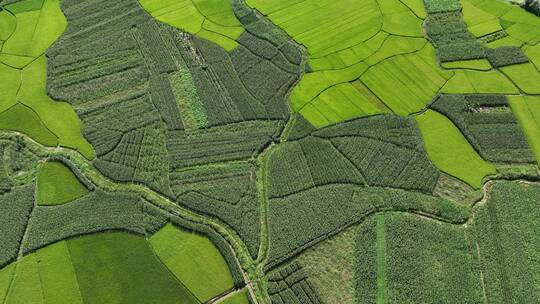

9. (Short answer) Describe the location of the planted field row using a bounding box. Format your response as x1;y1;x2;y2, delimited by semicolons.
0;184;34;268
265;183;470;270
267;262;322;304
269;114;440;198
170;162;261;259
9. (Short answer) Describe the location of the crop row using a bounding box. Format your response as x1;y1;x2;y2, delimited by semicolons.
431;94;535;163
23;189;147;253
425;11;486;62
170;162;261;259
166;120;282;170
268;115;440;198
267;262;322;304
265;183;470;270
0;184;34;268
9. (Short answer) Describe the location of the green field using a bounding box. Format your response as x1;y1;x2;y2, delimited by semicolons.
0;0;94;159
138;0;244;51
36;161;89;206
219;290;251;304
150;224;235;302
416;110;497;188
508;95;540;166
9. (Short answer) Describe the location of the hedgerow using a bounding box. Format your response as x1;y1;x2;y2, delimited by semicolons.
23;189;148;253
170;162;261;259
486;46;529;68
431;95;535;163
267;262;322;304
0;184;34;268
425;11;486;62
265;184;469;270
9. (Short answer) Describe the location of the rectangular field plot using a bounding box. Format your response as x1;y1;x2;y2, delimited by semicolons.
509;95;540;166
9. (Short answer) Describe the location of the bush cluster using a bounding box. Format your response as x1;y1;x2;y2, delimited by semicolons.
425;12;486;62
486;46;529;68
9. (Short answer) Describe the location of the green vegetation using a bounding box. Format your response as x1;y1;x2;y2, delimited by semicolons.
0;104;58;147
508;95;540;166
36;161;89;206
220;290;251;304
69;232;198;304
35;241;83;304
150;223;235;302
416;110;497;189
500;63;540;94
469;181;540;303
430;95;534;163
138;0;244;51
442;70;518;94
267;262;322;304
0;185;34;268
0;0;94;159
372;212;481;303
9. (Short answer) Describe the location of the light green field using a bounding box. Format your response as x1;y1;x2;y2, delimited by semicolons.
508;96;540;166
249;0;435;127
0;233;201;304
68;232;199;304
138;0;244;51
0;9;16;41
0;103;58;147
37;241;83;304
0;63;20;113
19;56;95;158
0;264;14;303
461;0;502;37
525;44;540;70
150;224;235;302
500;6;540;45
37;161;89;206
3;0;66;57
500;63;540;95
4;255;43;304
0;0;95;159
219;290;251;304
416;110;497;189
442;70;518;94
360;46;450;116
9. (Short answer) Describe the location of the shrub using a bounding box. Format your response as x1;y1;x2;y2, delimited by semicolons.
486;46;529;68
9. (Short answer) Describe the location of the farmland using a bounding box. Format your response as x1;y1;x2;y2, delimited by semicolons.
1;0;540;303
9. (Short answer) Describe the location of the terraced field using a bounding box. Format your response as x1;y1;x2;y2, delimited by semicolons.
1;0;540;303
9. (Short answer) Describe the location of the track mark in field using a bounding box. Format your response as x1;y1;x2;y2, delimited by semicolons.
376;214;387;304
475;241;488;304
